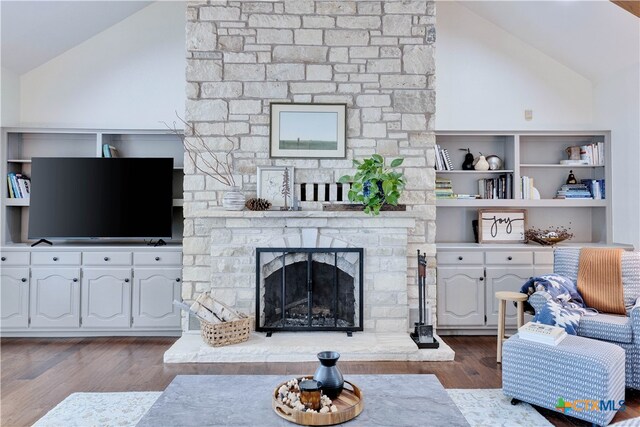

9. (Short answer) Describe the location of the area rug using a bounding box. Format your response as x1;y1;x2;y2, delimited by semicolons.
32;389;562;427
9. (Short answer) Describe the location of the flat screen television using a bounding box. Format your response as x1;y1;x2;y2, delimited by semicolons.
28;157;174;241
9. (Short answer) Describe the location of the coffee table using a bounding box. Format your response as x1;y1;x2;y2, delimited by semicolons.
136;374;469;426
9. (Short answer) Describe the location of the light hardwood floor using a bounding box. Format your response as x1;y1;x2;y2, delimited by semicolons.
1;336;638;426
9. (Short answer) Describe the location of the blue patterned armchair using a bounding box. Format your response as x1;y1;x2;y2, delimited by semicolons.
528;247;640;390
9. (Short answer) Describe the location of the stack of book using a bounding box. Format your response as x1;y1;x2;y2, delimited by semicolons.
579;142;605;165
581;179;605;200
434;145;454;171
7;173;31;199
555;183;592;199
435;178;454;199
478;174;512;199
518;322;567;346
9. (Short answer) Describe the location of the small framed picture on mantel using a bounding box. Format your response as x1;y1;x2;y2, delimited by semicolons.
478;209;527;243
269;103;347;158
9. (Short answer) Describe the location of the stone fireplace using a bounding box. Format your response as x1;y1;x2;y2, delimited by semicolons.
257;246;363;332
177;0;440;359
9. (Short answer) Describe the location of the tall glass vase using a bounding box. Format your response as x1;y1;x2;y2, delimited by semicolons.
222;186;245;211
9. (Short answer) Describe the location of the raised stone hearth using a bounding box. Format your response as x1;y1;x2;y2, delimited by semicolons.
164;332;454;363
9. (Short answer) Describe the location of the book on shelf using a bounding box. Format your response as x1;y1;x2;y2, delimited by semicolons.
102;144;119;158
442;148;454;170
6;173;30;199
518;321;567;346
434;145;454;171
435;177;454;199
578;142;604;166
555;183;593;199
478;174;512;199
580;179;605;200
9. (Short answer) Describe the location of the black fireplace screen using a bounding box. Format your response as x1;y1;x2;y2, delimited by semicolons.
255;248;364;332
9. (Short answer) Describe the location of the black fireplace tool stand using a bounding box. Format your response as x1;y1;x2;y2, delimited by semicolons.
410;249;440;349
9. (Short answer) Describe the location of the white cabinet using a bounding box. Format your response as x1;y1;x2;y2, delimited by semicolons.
1;267;29;328
81;268;132;329
436;267;485;327
30;268;80;328
0;246;182;336
133;268;182;329
485;267;532;327
437;246;552;333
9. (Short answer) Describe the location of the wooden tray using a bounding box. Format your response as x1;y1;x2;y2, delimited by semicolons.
322;203;406;211
272;378;364;426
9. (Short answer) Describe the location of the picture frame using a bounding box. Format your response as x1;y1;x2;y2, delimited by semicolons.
478;209;527;243
270;103;347;158
257;166;295;209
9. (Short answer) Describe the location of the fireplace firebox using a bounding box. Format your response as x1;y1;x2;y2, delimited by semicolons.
256;248;363;334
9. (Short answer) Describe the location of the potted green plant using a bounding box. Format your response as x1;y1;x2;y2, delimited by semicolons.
338;155;405;215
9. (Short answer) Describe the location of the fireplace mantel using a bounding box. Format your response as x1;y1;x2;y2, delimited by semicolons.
192;209;417;227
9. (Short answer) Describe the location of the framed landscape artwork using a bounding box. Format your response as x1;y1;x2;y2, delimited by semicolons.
257;166;295;209
270;103;347;158
478;209;527;243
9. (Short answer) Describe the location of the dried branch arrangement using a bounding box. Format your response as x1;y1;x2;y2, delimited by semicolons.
164;115;236;187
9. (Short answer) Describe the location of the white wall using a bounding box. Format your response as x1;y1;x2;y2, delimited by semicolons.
594;63;640;249
436;1;593;130
19;1;186;129
1;67;21;126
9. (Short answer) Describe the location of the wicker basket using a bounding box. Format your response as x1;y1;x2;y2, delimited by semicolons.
198;299;252;347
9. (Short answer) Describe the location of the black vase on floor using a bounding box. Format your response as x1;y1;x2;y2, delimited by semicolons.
313;351;344;399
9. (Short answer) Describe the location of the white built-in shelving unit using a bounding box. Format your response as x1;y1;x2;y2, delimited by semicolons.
1;128;185;245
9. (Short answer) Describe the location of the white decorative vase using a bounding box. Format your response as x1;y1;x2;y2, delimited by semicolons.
223;186;245;211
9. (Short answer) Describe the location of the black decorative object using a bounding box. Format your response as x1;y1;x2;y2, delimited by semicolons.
313;351;344;399
566;170;578;185
410;250;440;349
472;220;479;244
460;148;475;170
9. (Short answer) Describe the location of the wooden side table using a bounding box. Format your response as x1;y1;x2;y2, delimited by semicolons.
495;291;528;363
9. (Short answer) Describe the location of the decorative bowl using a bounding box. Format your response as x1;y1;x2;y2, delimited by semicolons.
525;228;573;246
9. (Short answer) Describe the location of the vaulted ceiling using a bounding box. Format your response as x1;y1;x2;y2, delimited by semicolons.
458;1;640;83
1;1;151;74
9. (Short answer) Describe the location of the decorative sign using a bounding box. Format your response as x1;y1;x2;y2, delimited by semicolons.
478;209;527;243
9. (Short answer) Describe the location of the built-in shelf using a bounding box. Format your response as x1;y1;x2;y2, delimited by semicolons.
5;198;185;208
520;164;605;168
435;170;514;174
7;159;32;163
5;198;30;206
436;199;607;207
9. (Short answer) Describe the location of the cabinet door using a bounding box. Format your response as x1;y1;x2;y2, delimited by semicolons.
437;267;485;327
81;269;132;328
485;267;533;327
30;268;80;328
133;268;181;329
1;268;30;328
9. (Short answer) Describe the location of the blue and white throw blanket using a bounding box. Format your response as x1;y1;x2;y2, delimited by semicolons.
520;274;596;335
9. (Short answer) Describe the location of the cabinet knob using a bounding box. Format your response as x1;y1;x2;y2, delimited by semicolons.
507;256;513;261
104;257;110;261
176;278;181;282
53;257;59;261
458;256;463;261
1;257;6;261
479;277;484;281
73;278;78;282
155;257;160;261
124;278;130;283
21;278;27;282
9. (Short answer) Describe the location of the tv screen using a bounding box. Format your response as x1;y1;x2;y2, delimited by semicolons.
28;157;173;240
